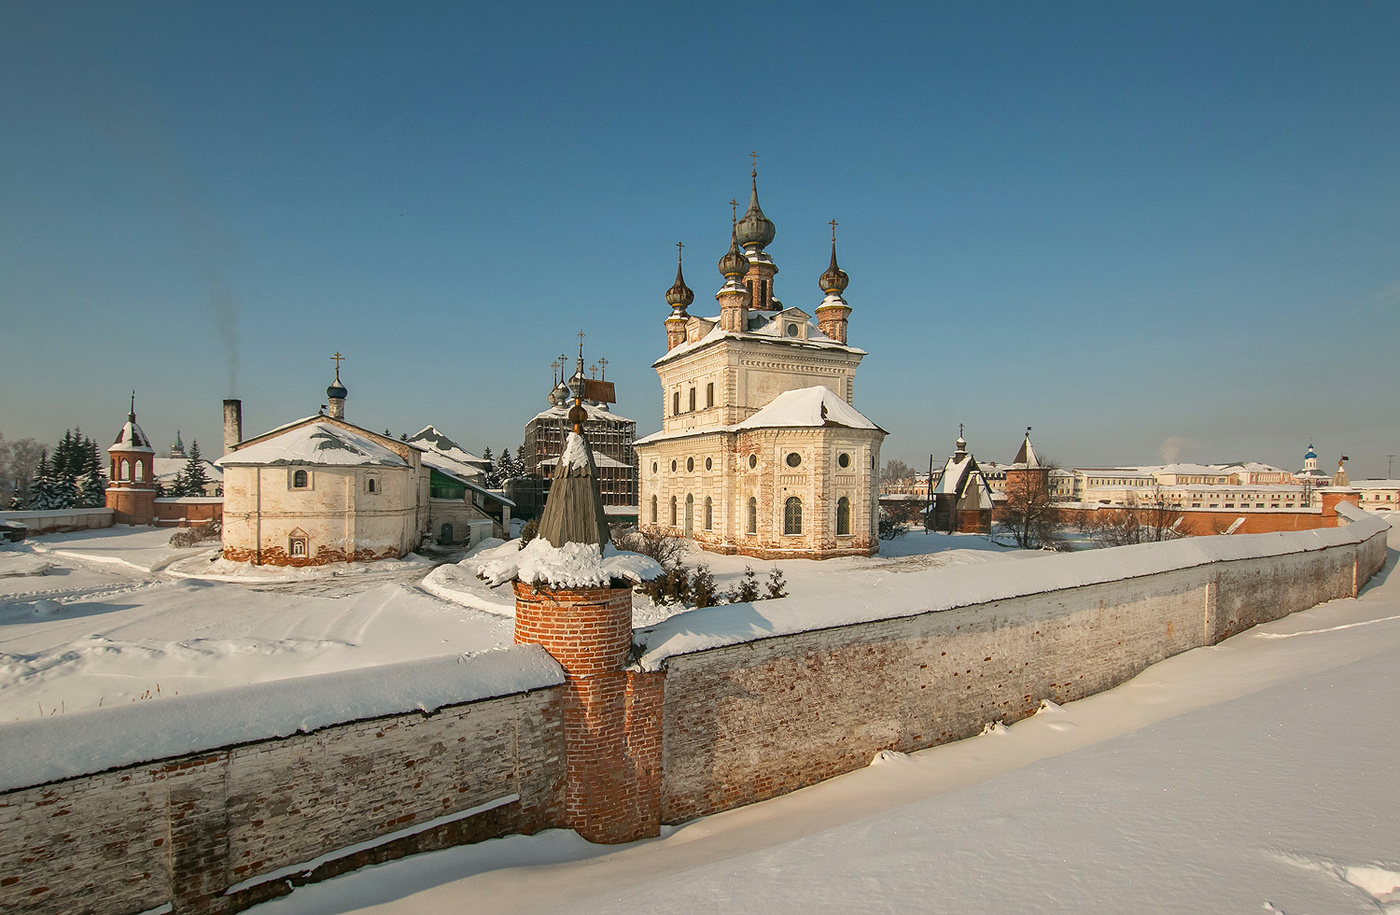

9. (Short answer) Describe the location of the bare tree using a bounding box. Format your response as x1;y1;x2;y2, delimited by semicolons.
1000;461;1064;549
1080;486;1185;547
882;459;915;484
3;437;44;507
615;525;689;569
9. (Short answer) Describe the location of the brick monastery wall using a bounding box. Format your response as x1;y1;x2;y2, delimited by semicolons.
656;514;1388;822
0;508;1387;913
1;678;565;915
0;507;114;535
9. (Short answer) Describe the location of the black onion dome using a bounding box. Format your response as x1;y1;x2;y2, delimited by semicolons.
326;381;348;400
665;254;694;308
718;222;751;279
735;170;776;249
819;239;849;295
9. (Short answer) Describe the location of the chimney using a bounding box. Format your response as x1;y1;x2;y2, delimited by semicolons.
223;399;243;456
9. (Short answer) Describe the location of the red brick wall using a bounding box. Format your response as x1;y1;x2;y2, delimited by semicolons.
513;581;663;843
153;499;224;528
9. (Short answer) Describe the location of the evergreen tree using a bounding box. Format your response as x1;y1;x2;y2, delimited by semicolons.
28;451;59;510
181;440;211;496
481;447;497;487
79;468;107;508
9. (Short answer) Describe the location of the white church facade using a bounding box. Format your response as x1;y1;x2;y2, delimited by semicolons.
635;169;885;559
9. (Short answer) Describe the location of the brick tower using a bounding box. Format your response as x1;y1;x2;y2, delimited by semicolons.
105;393;157;525
512;365;664;844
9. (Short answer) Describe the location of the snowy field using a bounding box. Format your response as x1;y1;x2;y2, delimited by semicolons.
243;523;1400;915
0;526;1018;722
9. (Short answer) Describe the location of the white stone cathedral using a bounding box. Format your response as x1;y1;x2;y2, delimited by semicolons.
634;168;885;559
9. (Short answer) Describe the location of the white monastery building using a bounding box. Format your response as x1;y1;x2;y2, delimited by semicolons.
635;168;885;559
217;365;505;565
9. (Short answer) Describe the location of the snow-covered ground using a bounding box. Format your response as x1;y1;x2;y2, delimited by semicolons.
0;526;1016;722
249;523;1400;915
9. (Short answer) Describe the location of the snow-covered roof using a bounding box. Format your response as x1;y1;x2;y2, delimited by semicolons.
152;457;223;483
539;450;632;470
733;386;881;431
406;426;488;468
653;315;866;368
108;418;154;454
933;455;974;495
530;401;634;425
216;422;410;469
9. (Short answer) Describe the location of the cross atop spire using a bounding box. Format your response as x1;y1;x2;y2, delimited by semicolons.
750;150;759;172
676;240;684;260
829;218;839;242
729;198;738;222
331;351;345;382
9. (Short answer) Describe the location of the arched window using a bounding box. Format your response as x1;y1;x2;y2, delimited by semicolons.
651;495;658;523
367;478;377;493
784;497;802;535
119;459;130;482
670;496;677;527
133;461;144;482
685;494;694;536
704;497;713;531
747;497;757;534
289;537;307;557
293;470;308;489
836;497;851;536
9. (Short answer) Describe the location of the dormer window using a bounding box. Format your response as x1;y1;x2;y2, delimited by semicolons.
786;323;800;337
292;470;309;489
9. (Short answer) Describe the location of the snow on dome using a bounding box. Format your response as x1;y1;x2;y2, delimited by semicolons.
474;537;662;589
734;386;880;431
108;419;155;454
216;422;409;468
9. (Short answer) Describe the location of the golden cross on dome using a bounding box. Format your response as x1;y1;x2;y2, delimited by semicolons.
330;351;345;381
729;198;738;221
829;218;839;242
750;150;759;170
598;356;608;379
676;240;684;259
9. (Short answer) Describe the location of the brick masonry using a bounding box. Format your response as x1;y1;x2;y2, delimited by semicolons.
657;537;1383;823
0;689;564;915
0;519;1386;913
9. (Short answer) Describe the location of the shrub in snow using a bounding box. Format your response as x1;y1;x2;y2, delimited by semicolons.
765;567;787;599
726;566;762;604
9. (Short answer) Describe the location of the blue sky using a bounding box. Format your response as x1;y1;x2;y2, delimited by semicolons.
2;1;1397;477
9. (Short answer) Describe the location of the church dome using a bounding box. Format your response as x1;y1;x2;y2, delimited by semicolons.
718;223;751;279
326;379;348;400
665;253;694;310
819;239;849;296
735;171;776;250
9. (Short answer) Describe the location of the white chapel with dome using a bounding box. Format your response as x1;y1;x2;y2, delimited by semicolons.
635;167;885;559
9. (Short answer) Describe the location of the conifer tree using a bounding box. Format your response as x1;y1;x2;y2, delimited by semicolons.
79;468;107;508
28;451;59;510
181;440;210;496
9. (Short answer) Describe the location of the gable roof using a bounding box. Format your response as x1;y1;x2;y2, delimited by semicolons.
733;386;882;431
215;422;410;468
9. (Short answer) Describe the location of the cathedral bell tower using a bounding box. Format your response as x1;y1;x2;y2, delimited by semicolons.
735;157;779;311
814;220;852;345
664;242;694;352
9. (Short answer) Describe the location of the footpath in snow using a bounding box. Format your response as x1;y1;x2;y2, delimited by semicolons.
257;525;1400;915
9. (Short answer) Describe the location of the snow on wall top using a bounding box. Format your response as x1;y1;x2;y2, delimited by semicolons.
0;645;564;794
215;422;410;469
634;507;1389;671
733;386;880;431
474;536;662;588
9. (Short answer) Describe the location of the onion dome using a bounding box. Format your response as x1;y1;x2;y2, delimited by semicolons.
819;238;849;296
735;169;776;250
326;366;348;401
718;222;751;279
665;249;694;311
